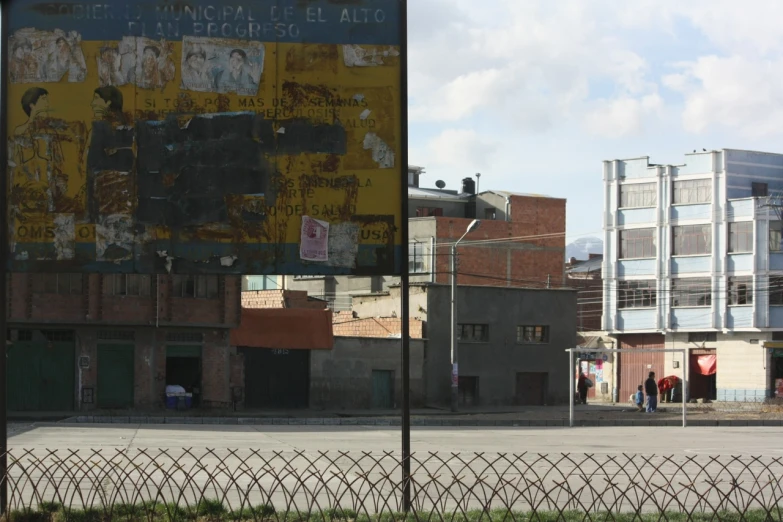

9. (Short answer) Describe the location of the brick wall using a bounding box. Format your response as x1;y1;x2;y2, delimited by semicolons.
434;196;566;288
332;312;424;338
241;289;327;309
8;274;241;327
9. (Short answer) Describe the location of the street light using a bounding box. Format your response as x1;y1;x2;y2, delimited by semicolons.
451;218;481;412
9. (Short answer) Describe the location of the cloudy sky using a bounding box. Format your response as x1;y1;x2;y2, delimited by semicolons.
407;0;783;241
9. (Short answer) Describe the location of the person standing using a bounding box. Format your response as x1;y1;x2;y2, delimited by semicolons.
577;370;588;405
634;385;644;412
645;371;658;413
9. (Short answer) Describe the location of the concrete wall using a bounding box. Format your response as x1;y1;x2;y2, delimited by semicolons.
424;285;577;406
408;197;468;218
310;337;426;409
351;285;429;321
476;192;509;222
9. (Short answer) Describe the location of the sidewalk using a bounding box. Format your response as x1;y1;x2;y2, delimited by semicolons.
37;402;783;427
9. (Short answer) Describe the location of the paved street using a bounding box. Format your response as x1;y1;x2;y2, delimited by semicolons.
6;423;783;514
7;422;783;454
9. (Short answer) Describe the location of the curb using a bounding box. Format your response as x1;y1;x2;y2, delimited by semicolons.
59;416;783;427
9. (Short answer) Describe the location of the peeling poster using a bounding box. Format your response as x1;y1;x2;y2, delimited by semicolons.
300;216;329;262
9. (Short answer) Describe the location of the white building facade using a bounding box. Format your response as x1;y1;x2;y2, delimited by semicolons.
602;149;783;402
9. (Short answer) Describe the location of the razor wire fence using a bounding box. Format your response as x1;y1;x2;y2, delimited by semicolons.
4;449;783;521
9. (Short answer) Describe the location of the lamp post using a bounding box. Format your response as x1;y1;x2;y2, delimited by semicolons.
451;219;481;412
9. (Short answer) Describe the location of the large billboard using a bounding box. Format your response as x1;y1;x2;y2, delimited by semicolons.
5;0;403;275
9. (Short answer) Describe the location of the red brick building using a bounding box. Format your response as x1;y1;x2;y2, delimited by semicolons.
6;273;241;412
430;193;566;288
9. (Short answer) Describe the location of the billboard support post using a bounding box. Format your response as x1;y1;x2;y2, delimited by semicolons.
0;0;10;512
399;0;411;513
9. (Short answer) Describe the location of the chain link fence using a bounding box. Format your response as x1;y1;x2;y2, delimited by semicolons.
5;449;783;520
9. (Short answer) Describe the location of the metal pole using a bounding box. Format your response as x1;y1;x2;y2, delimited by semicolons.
398;0;411;512
569;349;574;427
681;349;687;428
450;243;458;412
0;0;10;512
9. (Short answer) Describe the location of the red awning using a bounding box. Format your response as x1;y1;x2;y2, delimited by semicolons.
696;354;716;376
230;308;334;350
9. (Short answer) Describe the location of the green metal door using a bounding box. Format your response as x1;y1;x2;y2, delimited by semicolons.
371;370;394;409
7;341;75;411
98;345;135;409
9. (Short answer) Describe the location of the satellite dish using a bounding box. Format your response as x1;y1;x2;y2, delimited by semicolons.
435;180;446;189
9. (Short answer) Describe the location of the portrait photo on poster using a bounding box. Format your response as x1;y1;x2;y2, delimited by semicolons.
181;36;264;96
9;28;87;83
300;216;329;262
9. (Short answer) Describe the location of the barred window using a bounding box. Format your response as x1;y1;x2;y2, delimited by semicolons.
672;179;712;204
688;332;717;343
103;274;151;296
32;273;82;295
172;275;219;299
619;228;656;259
771;221;783;252
416;207;443;217
458;324;489;342
409;242;428;274
516;325;549;344
619;183;657;208
771;276;783;305
672;224;711;256
618;280;657;309
671;278;712;307
728;276;753;306
728;222;753;253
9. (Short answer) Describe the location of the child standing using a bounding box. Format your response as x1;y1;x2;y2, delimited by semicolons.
634;385;644;412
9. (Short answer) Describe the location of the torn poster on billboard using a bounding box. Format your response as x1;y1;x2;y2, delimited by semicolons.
300;216;329;262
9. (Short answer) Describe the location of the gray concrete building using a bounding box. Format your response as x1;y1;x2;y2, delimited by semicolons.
351;284;577;407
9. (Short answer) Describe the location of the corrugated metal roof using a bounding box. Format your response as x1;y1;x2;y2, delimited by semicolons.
567;257;603;274
484;190;554;198
231;308;334;350
408;187;469;200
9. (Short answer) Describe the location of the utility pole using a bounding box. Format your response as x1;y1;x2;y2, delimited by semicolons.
450;219;481;413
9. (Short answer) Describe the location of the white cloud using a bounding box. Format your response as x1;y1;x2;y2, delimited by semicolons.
417;129;499;171
407;0;661;137
584;94;664;138
664;55;783;137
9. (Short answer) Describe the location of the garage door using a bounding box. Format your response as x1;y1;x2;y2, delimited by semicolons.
98;344;135;409
619;334;665;400
7;338;75;411
240;348;310;409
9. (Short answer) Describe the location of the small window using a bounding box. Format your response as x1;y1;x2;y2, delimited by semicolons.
752;182;769;198
687;332;717;343
771;221;783;252
103;274;151;297
672;224;711;256
172;275;220;299
728;276;753;306
484;208;497;220
409;241;428;274
416;207;443;217
32;273;82;295
672;179;711;204
458;324;489;342
771;276;783;306
618;280;657;309
728;222;753;253
619;182;657;208
516;325;549;344
619;228;656;259
671;278;711;307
